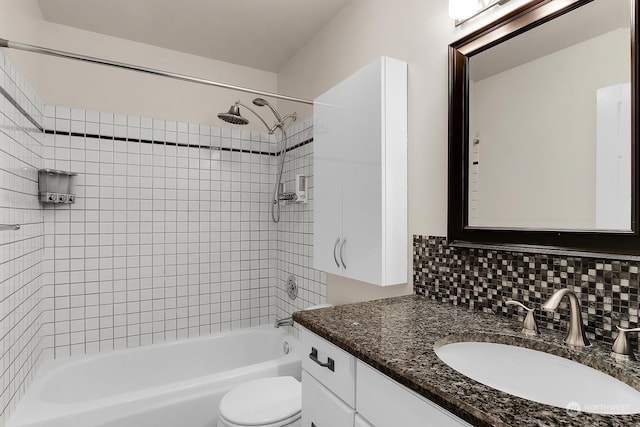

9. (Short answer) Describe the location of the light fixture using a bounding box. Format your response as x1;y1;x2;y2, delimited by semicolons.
450;0;512;27
449;0;478;20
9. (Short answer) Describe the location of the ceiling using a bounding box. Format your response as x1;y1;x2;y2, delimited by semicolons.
37;0;352;72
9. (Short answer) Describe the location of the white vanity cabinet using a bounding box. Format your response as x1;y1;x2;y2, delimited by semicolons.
302;372;355;427
300;327;471;427
356;361;472;427
300;328;356;427
313;56;407;286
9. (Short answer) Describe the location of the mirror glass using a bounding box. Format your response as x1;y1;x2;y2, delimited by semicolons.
467;0;631;231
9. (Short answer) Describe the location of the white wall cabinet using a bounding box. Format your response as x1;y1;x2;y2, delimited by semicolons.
300;327;471;427
313;57;407;286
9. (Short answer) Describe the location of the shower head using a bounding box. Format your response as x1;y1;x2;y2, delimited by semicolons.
218;99;295;134
251;97;283;123
217;103;249;125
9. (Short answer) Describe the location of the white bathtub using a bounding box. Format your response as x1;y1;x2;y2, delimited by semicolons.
8;326;301;427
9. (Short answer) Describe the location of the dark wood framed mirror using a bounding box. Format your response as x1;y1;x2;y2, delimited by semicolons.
448;0;640;256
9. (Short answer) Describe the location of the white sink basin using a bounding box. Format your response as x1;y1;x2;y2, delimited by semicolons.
435;341;640;415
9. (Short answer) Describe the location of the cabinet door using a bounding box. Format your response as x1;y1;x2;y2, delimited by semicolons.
313;84;343;275
356;361;472;427
341;58;383;284
302;371;355;427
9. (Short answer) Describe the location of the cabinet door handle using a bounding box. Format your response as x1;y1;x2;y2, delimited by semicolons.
339;238;347;269
333;237;341;268
309;347;335;372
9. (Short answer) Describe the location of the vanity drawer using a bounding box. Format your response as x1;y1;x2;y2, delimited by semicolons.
300;327;356;407
356;361;471;427
302;371;355;427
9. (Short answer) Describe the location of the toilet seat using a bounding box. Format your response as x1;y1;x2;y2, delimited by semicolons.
218;413;300;427
218;376;301;427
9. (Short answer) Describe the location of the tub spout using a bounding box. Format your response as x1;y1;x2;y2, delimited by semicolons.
274;317;294;328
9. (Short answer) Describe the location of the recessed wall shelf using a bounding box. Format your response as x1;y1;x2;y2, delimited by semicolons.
38;169;78;204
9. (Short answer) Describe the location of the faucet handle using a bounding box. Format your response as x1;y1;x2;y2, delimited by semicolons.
611;326;640;362
505;300;533;311
505;300;539;337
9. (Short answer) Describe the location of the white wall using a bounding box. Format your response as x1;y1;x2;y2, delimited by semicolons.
0;0;44;92
470;28;630;229
1;0;279;131
277;0;531;303
37;22;279;129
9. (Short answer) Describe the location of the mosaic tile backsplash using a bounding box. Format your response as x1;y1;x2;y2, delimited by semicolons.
413;236;640;346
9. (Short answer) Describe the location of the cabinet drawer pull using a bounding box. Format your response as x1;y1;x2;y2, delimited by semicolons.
333;237;341;268
309;347;335;371
339;238;347;269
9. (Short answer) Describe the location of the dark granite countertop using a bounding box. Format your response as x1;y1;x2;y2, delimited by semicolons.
292;295;640;427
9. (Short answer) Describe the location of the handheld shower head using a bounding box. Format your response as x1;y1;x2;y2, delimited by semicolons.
252;97;283;123
217;104;249;125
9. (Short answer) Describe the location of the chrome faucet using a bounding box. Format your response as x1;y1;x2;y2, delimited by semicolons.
274;317;294;328
542;289;591;347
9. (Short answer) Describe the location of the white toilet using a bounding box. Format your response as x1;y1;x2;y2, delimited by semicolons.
218;304;332;427
217;376;302;427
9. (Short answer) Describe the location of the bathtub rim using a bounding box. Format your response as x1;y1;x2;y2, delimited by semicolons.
41;324;294;372
8;325;301;427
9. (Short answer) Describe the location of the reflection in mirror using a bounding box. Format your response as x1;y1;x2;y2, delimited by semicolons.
467;0;631;231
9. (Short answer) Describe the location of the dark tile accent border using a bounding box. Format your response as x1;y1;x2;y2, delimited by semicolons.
44;129;312;156
413;235;640;346
0;78;313;156
283;138;312;153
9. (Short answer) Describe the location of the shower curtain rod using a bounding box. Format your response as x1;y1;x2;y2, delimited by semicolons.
0;38;313;105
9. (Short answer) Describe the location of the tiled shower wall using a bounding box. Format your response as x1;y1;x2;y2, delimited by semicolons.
0;46;326;422
414;235;640;346
272;119;327;323
0;52;45;424
41;107;280;357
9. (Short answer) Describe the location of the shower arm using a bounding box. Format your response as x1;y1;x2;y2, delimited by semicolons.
236;101;277;133
280;113;297;124
237;102;296;135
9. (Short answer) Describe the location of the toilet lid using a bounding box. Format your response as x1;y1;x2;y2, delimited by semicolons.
219;376;301;426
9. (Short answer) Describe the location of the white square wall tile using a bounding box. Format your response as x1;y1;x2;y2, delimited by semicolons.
19;68;323;415
0;53;46;423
